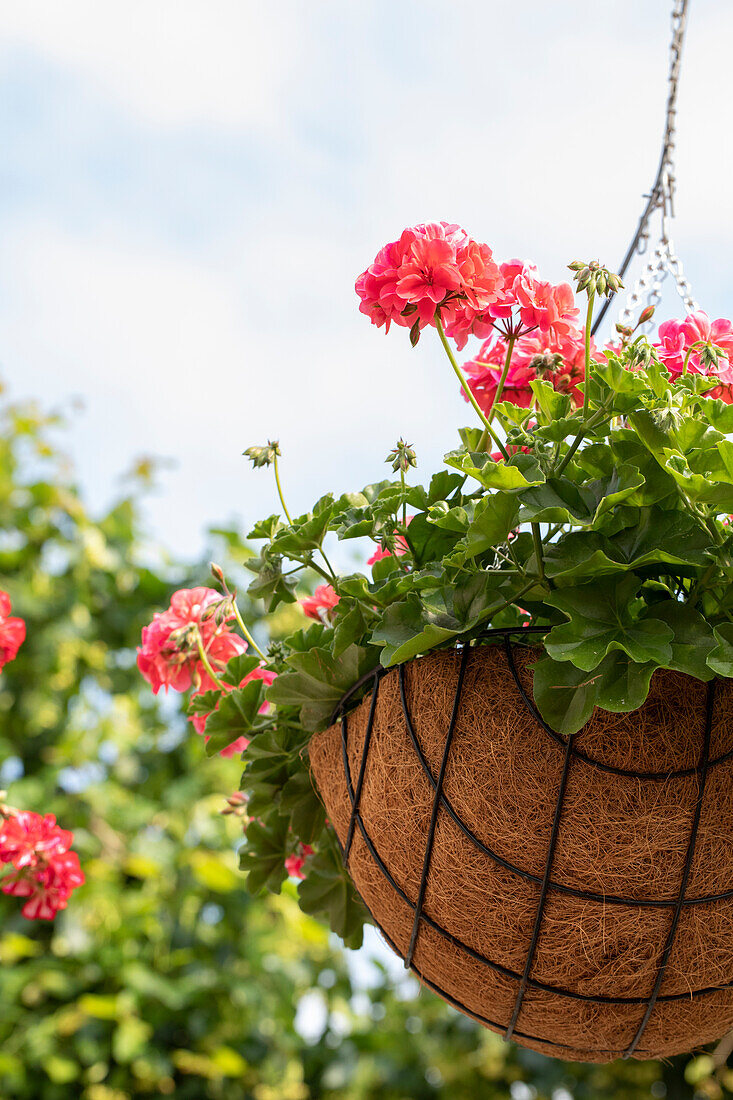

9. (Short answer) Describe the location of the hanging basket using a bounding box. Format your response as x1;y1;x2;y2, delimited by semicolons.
308;633;733;1063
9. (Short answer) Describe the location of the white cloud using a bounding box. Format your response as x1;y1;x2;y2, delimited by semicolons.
0;0;731;556
1;1;300;131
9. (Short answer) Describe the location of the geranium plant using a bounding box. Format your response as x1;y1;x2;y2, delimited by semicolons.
139;223;733;945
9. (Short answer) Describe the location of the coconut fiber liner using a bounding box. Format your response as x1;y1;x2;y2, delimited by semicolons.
308;632;733;1063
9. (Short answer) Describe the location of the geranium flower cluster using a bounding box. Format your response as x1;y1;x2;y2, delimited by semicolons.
0;590;25;670
299;584;340;621
654;312;733;403
137;586;276;758
0;810;84;920
356;226;578;350
463;328;600;416
137;587;246;694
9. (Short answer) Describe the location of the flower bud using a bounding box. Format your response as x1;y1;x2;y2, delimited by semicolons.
243;441;281;468
638;305;656;325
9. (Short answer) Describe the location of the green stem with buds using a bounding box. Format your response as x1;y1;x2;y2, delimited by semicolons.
682;339;705;377
195;633;226;691
273;452;293;525
435;313;509;460
583;290;595;417
231;602;268;662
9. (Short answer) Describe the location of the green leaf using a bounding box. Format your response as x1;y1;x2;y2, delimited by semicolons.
280;771;326;844
247;514;282;540
245;553;298;612
707;623;733;677
533;650;656;735
650;600;716;680
331;602;369;658
267;643;378;731
203;678;269;755
444;448;545;491
219;653;262;688
545;575;673;671
544;510;713;582
239;814;289;895
455;494;519;563
372;571;515;666
297;845;366;949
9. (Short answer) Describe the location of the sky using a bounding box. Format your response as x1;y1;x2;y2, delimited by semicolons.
1;0;732;559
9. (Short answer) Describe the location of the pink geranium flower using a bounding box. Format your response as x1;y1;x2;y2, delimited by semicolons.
462;327;597;415
0;811;84;921
137;587;247;694
299;585;340;621
654;312;733;401
285;843;314;880
2;850;85;921
0;811;73;870
356;223;502;339
0;591;25;669
190;666;277;758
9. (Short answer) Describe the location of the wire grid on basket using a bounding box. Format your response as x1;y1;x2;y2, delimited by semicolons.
331;628;721;1059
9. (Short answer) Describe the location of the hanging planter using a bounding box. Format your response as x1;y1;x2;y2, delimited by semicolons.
310;640;733;1062
138;10;733;1051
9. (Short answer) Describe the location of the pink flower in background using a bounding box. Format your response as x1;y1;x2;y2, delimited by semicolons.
0;591;25;669
285;843;314;880
191;667;277;758
299;585;340;621
367;520;411;566
462;326;597;415
0;811;73;870
654;312;733;401
2;850;84;921
137;587;247;694
0;811;84;921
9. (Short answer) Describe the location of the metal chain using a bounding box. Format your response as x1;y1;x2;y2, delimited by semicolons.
593;0;698;334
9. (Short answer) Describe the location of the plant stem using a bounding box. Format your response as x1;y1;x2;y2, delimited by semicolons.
273;452;293;525
231;602;268;662
487;336;517;421
318;547;338;581
583;291;595;417
195;633;226;690
682;339;705;377
555;397;616;477
400;467;407;528
531;522;548;586
435;313;509;460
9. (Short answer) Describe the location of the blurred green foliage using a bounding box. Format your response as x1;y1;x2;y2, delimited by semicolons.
0;390;730;1099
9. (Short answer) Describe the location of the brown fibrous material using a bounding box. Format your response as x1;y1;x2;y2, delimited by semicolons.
308;644;733;1063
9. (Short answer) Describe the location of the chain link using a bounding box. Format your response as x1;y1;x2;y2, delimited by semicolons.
593;1;697;334
617;0;698;324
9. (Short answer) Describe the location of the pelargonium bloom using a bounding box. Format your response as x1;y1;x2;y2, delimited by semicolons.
285;843;314;880
445;259;580;350
137;587;247;694
299;585;340;621
0;591;25;669
2;850;84;921
654;312;733;401
190;666;277;758
462;327;598;415
0;811;73;869
0;810;84;921
356;223;502;337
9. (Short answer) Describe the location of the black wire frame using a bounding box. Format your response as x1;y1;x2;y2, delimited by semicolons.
333;628;725;1059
